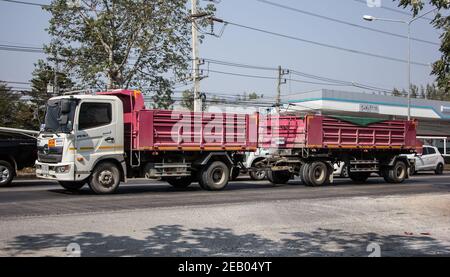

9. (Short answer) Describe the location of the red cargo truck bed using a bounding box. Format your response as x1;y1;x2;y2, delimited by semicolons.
135;110;258;151
99;90;258;152
260;115;417;150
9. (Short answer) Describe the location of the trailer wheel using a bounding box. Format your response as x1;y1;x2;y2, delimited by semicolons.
59;181;85;192
88;162;120;194
385;161;407;183
165;176;193;189
0;160;14;187
349;172;370;183
306;161;330;187
267;170;291;185
300;163;312;186
200;161;230;191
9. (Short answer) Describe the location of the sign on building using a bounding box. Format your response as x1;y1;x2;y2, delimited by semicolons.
359;103;379;113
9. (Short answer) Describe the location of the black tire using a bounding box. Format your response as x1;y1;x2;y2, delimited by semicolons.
88;162;121;194
349;172;371;183
300;163;312;186
249;169;266;181
165;176;193;189
267;170;291;185
306;161;330;187
200;161;230;191
385;161;407;184
340;164;350;178
230;167;240;181
435;163;444;175
0;160;14;187
59;181;85;192
249;160;267;181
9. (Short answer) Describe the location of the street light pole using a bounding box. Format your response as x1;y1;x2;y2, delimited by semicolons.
407;23;411;120
363;7;438;120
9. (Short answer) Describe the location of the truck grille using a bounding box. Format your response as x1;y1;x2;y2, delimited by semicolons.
37;146;63;163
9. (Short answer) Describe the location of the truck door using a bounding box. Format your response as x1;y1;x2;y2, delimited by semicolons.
75;100;120;174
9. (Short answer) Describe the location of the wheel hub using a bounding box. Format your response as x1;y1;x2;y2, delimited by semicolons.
212;168;224;184
98;170;114;187
0;166;10;183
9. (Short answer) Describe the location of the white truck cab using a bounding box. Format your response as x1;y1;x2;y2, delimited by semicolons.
35;95;126;193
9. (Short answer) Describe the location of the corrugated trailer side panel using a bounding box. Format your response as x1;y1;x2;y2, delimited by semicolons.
306;115;417;149
136;110;258;151
258;115;306;149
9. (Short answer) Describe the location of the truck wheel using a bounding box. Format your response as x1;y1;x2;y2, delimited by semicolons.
59;181;85;192
200;161;230;191
386;161;407;183
165;176;193;189
88;162;121;194
349;172;370;183
300;163;312;186
435;163;444;175
267;170;291;185
306;161;330;187
0;160;14;187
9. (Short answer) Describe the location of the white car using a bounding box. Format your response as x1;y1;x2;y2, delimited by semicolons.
244;149;271;180
408;145;445;175
333;162;349;178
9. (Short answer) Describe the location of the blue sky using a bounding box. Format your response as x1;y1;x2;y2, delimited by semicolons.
0;0;443;100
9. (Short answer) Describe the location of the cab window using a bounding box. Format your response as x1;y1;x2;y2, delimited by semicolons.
422;147;429;155
78;103;112;130
427;147;436;155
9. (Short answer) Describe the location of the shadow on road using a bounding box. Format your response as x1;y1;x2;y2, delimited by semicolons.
4;225;449;257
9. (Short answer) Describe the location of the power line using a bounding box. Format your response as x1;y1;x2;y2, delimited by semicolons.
0;0;47;7
219;20;430;66
257;0;439;46
0;44;44;53
205;58;395;93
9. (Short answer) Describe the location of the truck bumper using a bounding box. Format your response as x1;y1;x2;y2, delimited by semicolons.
35;161;79;181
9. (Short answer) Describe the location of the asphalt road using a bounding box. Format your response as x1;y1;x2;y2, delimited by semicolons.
1;173;449;257
1;173;449;219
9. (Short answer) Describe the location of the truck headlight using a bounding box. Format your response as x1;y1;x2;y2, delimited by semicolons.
55;165;70;173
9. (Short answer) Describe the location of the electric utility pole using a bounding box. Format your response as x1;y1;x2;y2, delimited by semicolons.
191;0;202;112
276;66;289;113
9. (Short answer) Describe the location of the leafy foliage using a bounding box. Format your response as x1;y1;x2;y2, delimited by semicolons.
395;0;450;95
0;83;37;130
44;0;194;109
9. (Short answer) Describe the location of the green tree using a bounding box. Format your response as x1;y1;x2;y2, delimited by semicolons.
180;89;194;111
395;0;450;95
44;0;196;108
29;60;74;124
248;92;263;100
0;83;37;130
0;83;20;128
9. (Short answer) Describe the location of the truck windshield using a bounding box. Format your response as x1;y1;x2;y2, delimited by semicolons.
43;99;77;133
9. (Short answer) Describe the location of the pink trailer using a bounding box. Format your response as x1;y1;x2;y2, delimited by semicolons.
258;114;419;187
259;115;417;150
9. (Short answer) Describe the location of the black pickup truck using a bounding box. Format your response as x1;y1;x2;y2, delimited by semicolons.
0;129;37;186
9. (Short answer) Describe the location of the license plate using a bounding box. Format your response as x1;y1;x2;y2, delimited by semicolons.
42;164;49;175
